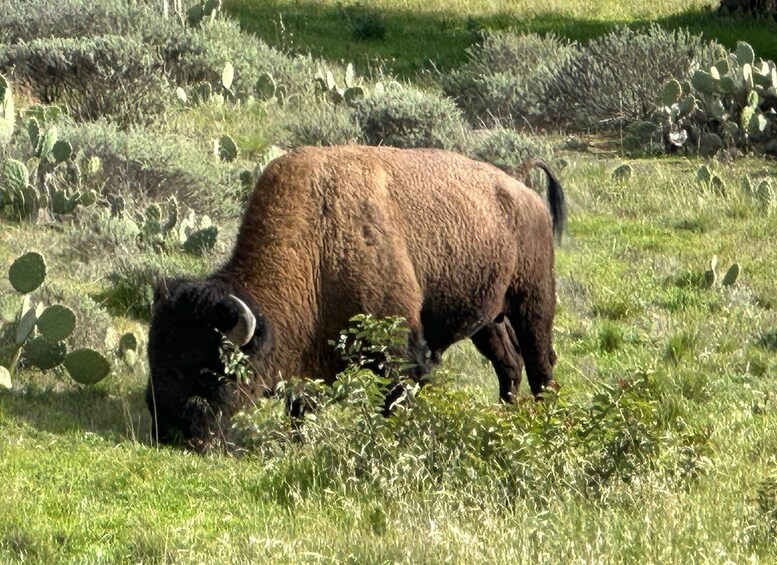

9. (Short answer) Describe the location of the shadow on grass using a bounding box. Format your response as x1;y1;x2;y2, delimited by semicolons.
224;0;777;77
0;383;153;444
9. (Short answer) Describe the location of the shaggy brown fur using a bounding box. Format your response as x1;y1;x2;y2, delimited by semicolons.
147;145;565;450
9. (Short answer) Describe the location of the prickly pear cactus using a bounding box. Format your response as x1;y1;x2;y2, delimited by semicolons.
0;74;14;147
612;164;633;182
649;41;777;156
255;72;276;101
182;226;218;255
215;135;238;161
1;251;112;384
24;336;67;371
36;304;76;343
8;252;46;294
118;332;139;366
64;348;111;385
0;366;10;389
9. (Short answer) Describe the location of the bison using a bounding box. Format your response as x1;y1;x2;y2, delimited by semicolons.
147;145;566;450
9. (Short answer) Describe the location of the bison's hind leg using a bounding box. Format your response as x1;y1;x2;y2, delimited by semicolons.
506;292;556;397
471;321;524;403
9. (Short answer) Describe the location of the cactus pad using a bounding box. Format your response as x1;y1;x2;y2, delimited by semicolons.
24;336;66;370
255;72;276;101
119;332;138;353
36;305;76;343
9;252;46;294
38;126;58;158
2;159;29;193
736;42;755;67
216;135;238;162
52;140;73;163
182;226;218;255
15;302;39;345
222;62;235;91
661;80;682;106
344;87;365;106
0;74;14;147
0;366;10;389
612;164;633;182
691;70;717;95
64;348;111;385
722;263;739;286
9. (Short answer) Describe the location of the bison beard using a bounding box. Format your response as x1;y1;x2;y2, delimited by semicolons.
147;145;566;451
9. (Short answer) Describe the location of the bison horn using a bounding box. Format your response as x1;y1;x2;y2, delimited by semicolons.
224;295;256;347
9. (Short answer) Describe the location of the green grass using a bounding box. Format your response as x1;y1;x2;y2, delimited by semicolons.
223;0;777;76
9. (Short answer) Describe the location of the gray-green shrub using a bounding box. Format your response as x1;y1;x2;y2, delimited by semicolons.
442;31;577;127
467;127;556;189
0;36;169;126
59;120;243;216
0;0;164;44
355;84;468;150
283;100;361;147
548;25;726;129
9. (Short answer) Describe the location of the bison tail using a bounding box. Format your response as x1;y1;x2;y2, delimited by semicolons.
510;157;567;244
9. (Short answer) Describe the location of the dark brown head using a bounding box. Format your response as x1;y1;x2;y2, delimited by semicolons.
146;278;268;451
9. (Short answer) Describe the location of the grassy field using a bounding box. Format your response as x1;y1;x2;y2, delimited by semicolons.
2;0;777;562
224;0;777;75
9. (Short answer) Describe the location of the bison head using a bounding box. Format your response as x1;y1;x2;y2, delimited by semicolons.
146;278;265;450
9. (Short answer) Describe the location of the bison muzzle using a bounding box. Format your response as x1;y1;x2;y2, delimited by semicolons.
147;145;566;450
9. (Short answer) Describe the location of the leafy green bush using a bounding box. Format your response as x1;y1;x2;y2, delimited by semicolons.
548;25;726;130
233;317;710;503
468;127;553;169
442;32;577;127
355;84;468;150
